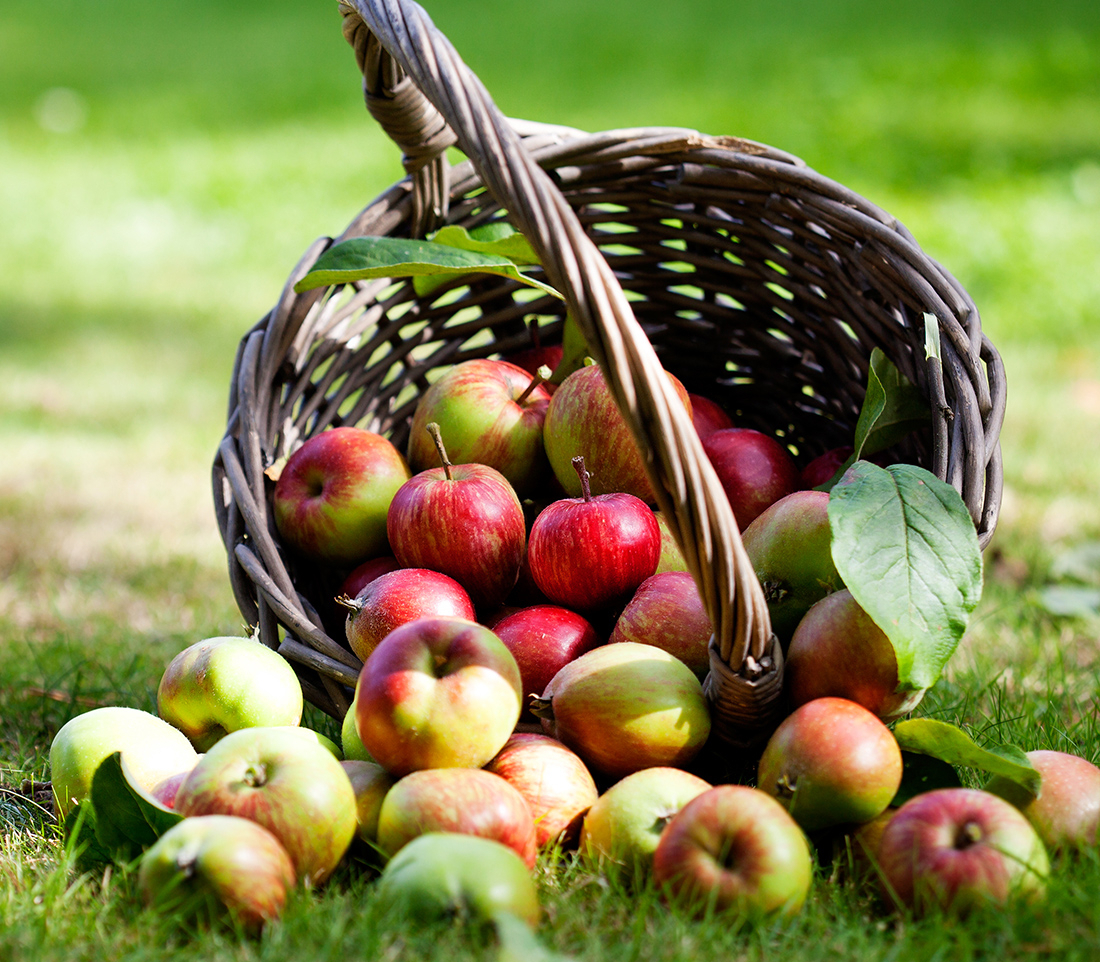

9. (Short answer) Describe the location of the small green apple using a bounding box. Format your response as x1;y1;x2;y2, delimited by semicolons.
341;693;375;762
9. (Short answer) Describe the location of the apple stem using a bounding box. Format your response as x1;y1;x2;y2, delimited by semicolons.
527;695;555;721
572;456;592;502
334;593;364;614
426;422;453;481
515;366;551;406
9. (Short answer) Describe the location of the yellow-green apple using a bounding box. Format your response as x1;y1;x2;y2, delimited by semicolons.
653;510;689;574
527;458;660;613
272;426;410;566
406;358;551;497
756;697;902;832
485;733;599;849
156;636;304;752
355;616;522;776
542;361;692;502
341;759;396;845
341;567;475;663
137;814;296;933
531;642;711;779
376;832;540;927
173;726;357;885
489;605;601;722
986;750;1100;852
387;429;526;610
688;393;734;441
653;785;813;918
784;589;924;720
701;427;799;530
340;692;374;762
609;571;712;679
580;766;711;877
741;490;843;645
877;788;1049;915
50;706;199;822
376;767;538;867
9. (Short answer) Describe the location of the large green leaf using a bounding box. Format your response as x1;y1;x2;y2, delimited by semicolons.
429;223;539;265
90;751;183;860
891;751;963;808
293;236;561;300
894;718;1041;796
828;461;983;691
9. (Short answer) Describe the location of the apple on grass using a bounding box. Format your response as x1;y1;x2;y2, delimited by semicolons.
701;427;799;530
272;425;410;566
653;785;814;919
376;767;538;867
877;788;1049;915
173;726;357;886
156;636;304;752
609;571;712;679
138;814;296;934
355;616;522;776
340;692;373;763
341;759;396;846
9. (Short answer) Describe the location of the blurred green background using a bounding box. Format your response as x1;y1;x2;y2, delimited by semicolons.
1;0;1099;726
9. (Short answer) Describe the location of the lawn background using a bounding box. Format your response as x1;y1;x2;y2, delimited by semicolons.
2;0;1100;959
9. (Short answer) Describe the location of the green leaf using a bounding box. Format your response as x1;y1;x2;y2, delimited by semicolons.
851;348;929;461
828;462;983;691
293;236;561;300
430;223;540;265
891;751;962;808
923;312;941;362
62;801;112;868
894;718;1041;796
549;314;590;385
90;751;183;860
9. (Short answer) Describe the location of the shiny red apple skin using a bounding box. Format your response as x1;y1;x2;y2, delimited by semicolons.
343;568;475;663
609;571;712;678
490;605;602;721
272;426;411;566
701;427;799;530
355;616;522;777
405;358;551;496
799;445;854;489
689;393;734;441
376;767;538;867
485;733;599;849
387;461;526;611
341;555;401;600
505;344;564;387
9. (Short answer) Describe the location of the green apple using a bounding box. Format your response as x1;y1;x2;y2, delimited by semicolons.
157;636;304;752
341;693;374;762
50;706;199;822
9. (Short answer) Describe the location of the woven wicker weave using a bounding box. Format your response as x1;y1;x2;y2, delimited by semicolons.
213;0;1006;758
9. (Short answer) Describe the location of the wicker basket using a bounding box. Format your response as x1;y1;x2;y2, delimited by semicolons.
213;0;1005;759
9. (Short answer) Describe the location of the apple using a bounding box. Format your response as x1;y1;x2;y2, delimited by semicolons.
405;358;551;496
542;361;692;503
376;832;540;927
272;425;410;566
740;490;843;645
653;510;689;574
580;766;711;877
485;733;599;848
137;814;296;933
689;393;734;441
49;706;200;822
355;616;522;776
341;567;475;663
527;458;660;613
156;636;304;752
504;319;564;389
701;427;799;530
799;445;854;489
784;589;925;720
608;571;712;679
756;697;902;833
174;726;357;885
532;642;711;779
387;426;527;610
986;750;1100;852
877;788;1050;915
340;555;401;599
653;785;814;918
150;769;193;810
341;759;396;845
340;692;374;762
490;605;601;722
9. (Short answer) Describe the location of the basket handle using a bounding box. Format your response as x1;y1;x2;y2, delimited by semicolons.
338;0;782;748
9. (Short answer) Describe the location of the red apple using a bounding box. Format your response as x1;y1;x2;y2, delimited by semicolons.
609;571;712;678
799;445;854;489
341;759;397;845
386;427;526;610
485;733;599;848
340;555;401;600
272;426;411;565
689;393;734;441
490;605;602;722
505;343;564;388
405;358;551;496
653;785;814;918
376;767;538;867
341;568;475;663
785;589;924;720
653;510;689;574
877;788;1050;915
756;697;902;833
355;616;522;776
701;427;799;530
527;458;660;613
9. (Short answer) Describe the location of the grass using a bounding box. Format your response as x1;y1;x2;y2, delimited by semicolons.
2;0;1100;958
